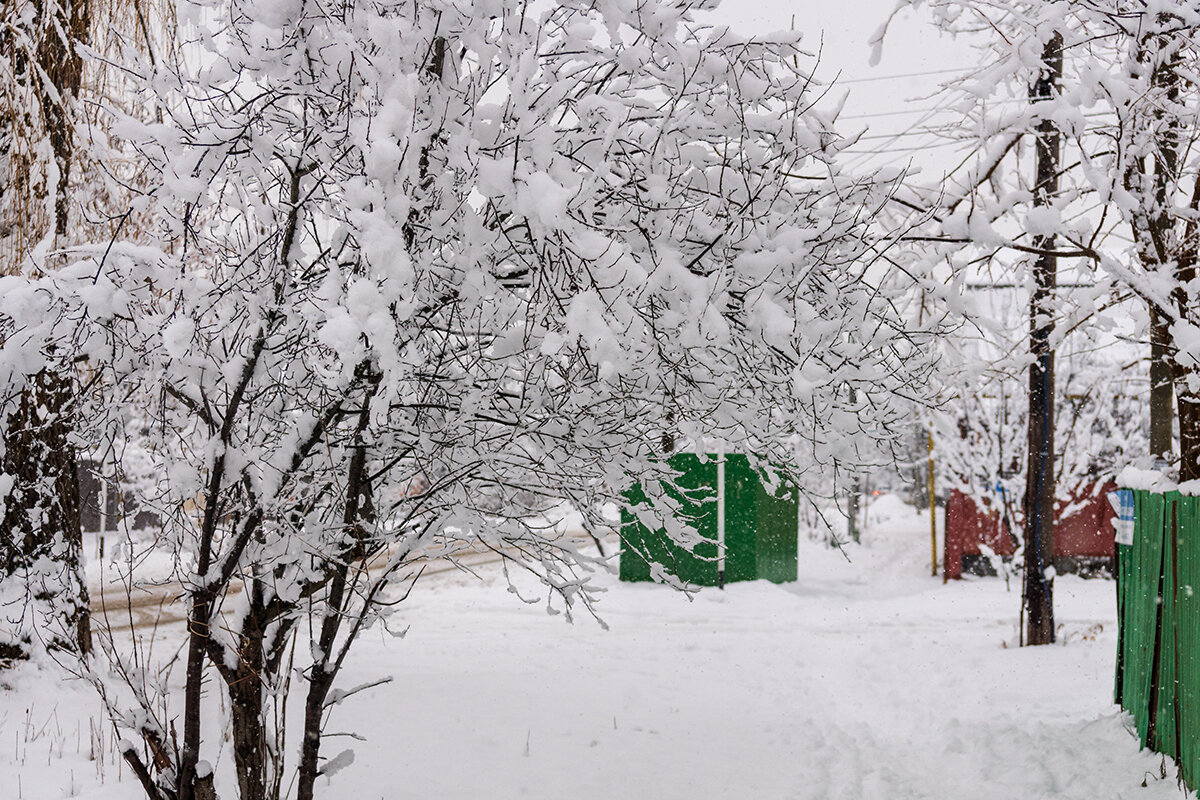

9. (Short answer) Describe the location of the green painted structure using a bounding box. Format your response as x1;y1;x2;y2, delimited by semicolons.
1115;489;1200;789
619;453;799;585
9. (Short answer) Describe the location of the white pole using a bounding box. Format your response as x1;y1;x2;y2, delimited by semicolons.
717;450;726;589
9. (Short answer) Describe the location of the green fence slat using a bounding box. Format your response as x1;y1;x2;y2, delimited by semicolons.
1127;490;1166;748
1176;495;1200;787
1154;493;1179;758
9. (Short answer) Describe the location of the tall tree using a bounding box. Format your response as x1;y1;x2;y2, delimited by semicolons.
1023;31;1063;646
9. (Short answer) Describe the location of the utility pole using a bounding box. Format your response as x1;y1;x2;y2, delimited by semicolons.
1023;32;1062;647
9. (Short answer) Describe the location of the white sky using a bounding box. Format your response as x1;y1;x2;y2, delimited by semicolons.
704;0;982;178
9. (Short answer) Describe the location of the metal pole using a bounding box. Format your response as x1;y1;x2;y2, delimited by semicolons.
928;429;937;577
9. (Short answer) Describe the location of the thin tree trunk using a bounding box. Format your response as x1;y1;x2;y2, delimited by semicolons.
228;600;269;800
847;478;860;544
296;572;347;800
1023;32;1062;647
1179;393;1200;482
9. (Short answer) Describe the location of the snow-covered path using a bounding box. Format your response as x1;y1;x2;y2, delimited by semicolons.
329;552;1174;800
4;499;1185;799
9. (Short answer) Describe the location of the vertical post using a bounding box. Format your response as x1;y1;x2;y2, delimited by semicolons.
928;428;937;577
914;424;929;510
98;454;108;561
863;474;871;538
717;450;726;589
1023;32;1063;646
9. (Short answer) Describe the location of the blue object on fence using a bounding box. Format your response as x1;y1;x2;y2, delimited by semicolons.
1108;489;1135;545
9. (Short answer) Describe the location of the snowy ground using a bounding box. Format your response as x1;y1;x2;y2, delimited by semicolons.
3;496;1185;800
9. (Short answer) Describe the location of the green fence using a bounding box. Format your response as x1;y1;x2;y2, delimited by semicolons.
1115;489;1200;788
619;453;799;586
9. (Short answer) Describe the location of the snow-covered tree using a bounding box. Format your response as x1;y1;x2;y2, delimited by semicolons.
0;1;941;797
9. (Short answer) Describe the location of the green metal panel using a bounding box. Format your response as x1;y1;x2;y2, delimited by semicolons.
754;467;800;583
1114;489;1200;793
620;453;798;586
721;455;759;583
619;454;719;585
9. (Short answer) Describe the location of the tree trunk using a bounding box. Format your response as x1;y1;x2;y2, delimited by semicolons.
1023;32;1062;647
296;570;347;800
1178;377;1200;482
1;372;89;655
0;0;91;659
228;608;269;800
847;478;860;544
298;400;375;800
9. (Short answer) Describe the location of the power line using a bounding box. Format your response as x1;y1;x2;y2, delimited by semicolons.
834;66;975;85
853;126;962;141
840;100;947;170
842;139;972;156
839;107;969;121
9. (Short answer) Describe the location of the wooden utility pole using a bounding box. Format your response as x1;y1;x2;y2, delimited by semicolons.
1023;32;1063;647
